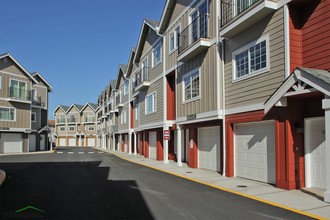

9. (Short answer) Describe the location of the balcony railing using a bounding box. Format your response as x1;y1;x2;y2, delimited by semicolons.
178;14;209;54
32;96;45;107
221;0;259;27
67;118;76;123
57;118;66;124
85;117;95;123
9;87;31;101
132;67;149;93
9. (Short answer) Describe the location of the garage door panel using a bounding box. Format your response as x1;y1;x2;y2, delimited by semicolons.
235;121;275;184
59;138;66;146
1;134;22;153
198;127;220;171
87;138;95;147
69;138;76;146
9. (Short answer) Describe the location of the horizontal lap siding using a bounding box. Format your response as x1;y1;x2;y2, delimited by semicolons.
177;45;218;117
302;0;330;71
31;108;40;130
139;79;164;125
224;8;285;110
118;104;129;131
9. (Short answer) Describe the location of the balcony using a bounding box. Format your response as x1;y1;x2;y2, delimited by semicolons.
67;117;76;124
116;94;124;108
220;0;277;38
8;87;31;103
56;118;66;124
85;116;95;123
132;67;150;94
178;15;211;62
111;125;118;133
32;96;45;107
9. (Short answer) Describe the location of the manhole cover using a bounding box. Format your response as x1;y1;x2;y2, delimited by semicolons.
236;185;247;188
186;171;192;173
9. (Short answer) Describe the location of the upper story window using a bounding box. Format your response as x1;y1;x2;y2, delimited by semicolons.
86;113;94;122
152;43;162;67
236;0;258;15
69;126;75;132
121;110;127;124
142;57;148;80
191;1;208;42
10;79;27;99
169;25;180;53
31;112;36;122
88;125;95;131
232;35;269;81
124;80;129;95
145;92;156;114
135;102;140;120
68;114;75;123
0;107;15;121
59;126;65;132
183;69;200;102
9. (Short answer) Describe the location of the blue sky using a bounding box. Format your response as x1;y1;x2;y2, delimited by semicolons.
0;0;165;119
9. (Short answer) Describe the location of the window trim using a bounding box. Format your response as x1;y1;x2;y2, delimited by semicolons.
121;110;127;124
88;125;95;131
182;67;201;103
169;25;181;54
232;34;270;83
135;102;140;120
59;126;65;132
31;112;36;123
152;42;162;68
69;126;75;132
9;78;28;98
145;92;157;115
0;106;16;122
124;80;129;96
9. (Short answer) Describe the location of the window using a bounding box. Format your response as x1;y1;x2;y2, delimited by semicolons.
59;114;66;123
32;89;37;101
236;0;258;15
183;69;200;102
152;43;161;67
69;126;75;132
121;110;127;124
87;113;94;122
190;1;208;42
124;80;129;95
0;107;15;121
88;125;95;131
135;102;140;120
31;112;36;122
68;114;75;123
233;36;268;80
169;25;180;53
145;92;156;114
59;126;65;132
141;58;148;81
10;79;26;99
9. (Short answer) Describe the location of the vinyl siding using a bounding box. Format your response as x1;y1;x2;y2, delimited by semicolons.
139;78;164;126
176;44;219;117
32;85;48;108
31;107;41;130
0;72;31;98
118;103;129;131
0;59;29;77
224;8;285;110
0;100;30;128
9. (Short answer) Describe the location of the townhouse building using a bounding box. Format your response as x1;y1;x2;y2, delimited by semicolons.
54;103;98;147
0;53;52;154
93;0;330;202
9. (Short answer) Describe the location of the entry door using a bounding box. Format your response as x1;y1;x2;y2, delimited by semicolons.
40;134;46;151
305;117;326;189
149;132;157;159
29;134;36;152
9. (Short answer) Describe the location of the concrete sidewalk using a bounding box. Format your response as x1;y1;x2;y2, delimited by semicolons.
98;148;330;219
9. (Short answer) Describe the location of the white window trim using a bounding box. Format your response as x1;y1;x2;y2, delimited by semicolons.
182;67;201;104
31;112;36;123
121;110;127;124
59;126;65;132
152;42;162;68
0;106;16;122
32;88;37;100
145;92;157;115
169;25;181;54
135;102;140;120
69;126;75;132
88;125;95;131
124;80;129;96
232;34;270;83
188;0;209;43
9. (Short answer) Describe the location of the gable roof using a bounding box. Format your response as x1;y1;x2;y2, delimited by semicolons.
264;67;330;113
81;102;98;112
0;53;38;84
115;64;128;89
53;105;70;115
159;0;176;34
126;48;136;77
32;72;53;92
134;18;161;63
110;80;116;90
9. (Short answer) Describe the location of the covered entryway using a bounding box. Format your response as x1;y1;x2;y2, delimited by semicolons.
29;134;36;152
234;121;276;184
198;126;220;171
40;134;46;151
149;132;157;159
68;138;76;146
87;138;95;147
305;117;326;189
0;133;23;154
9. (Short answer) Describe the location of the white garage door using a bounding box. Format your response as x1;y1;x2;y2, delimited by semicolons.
198;126;220;171
149;132;157;159
29;134;36;152
68;138;76;146
87;138;95;147
0;133;22;154
59;138;66;146
235;121;275;184
40;134;46;151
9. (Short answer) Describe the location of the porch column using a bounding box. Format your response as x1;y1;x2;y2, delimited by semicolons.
118;134;122;151
84;136;86;147
134;133;137;155
164;126;169;164
128;132;132;154
177;125;182;167
113;135;116;151
323;98;330;203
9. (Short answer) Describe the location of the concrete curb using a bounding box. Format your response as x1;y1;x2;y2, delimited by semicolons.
0;169;6;186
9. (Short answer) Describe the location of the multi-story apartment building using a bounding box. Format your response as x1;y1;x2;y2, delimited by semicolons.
54;103;98;147
0;53;52;154
93;0;330;202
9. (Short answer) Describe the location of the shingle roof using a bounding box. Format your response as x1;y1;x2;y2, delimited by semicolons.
299;67;330;85
88;102;98;110
120;64;128;74
145;18;159;30
110;80;116;89
73;104;85;111
59;105;70;112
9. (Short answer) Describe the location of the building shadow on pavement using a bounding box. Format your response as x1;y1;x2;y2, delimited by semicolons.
0;161;154;219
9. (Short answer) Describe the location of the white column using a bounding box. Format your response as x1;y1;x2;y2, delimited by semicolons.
128;132;132;154
134;133;137;155
164;126;169;164
177;125;182;167
323;98;330;203
118;134;122;151
113;135;116;151
84;136;86;147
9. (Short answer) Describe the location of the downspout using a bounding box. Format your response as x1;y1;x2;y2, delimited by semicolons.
221;38;226;177
284;4;290;78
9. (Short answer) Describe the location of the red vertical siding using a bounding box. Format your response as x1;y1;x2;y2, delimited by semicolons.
156;130;164;161
166;73;176;120
130;102;134;129
289;5;303;73
144;132;149;158
188;128;198;168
